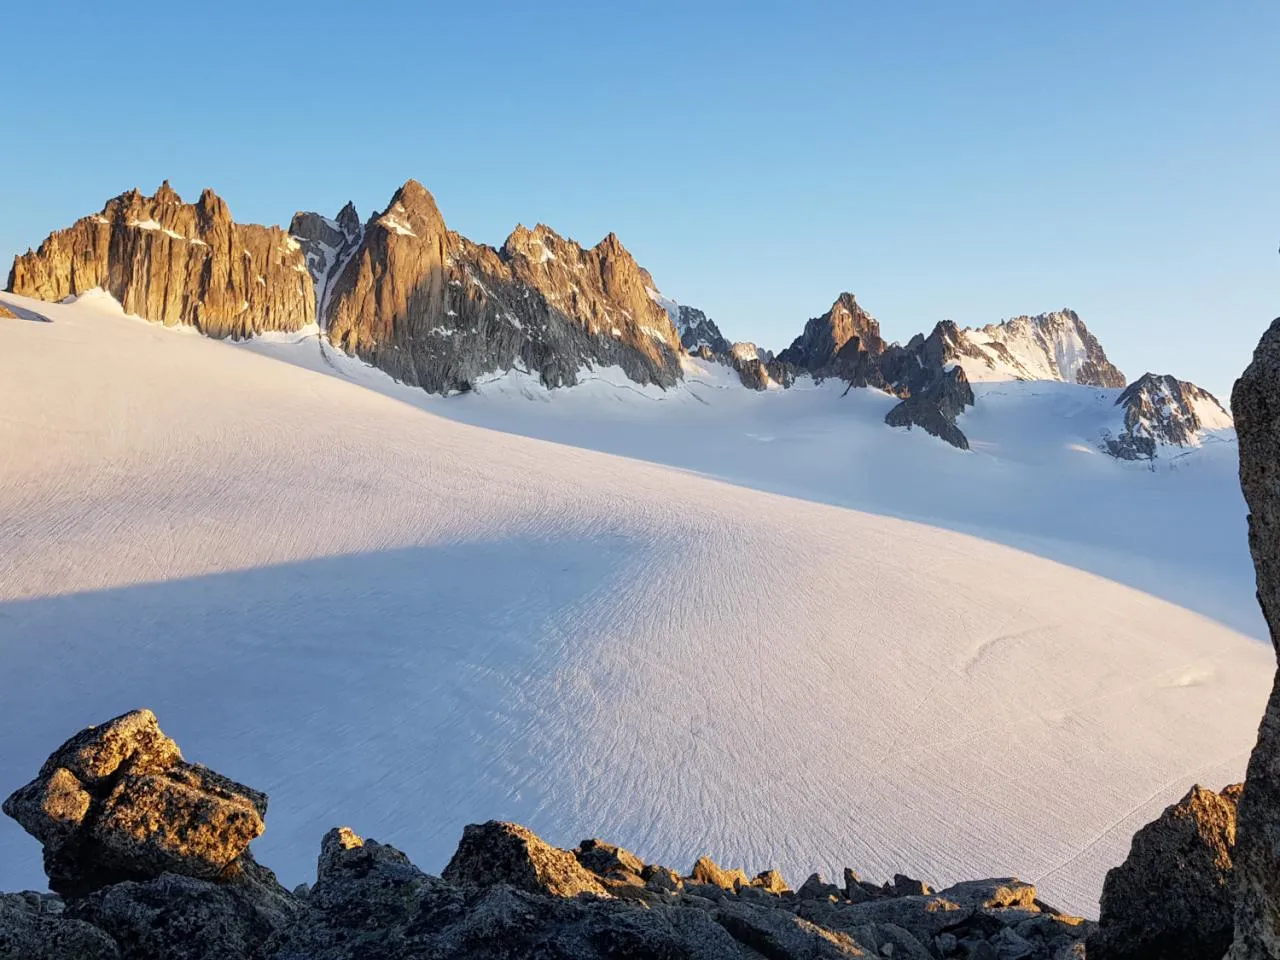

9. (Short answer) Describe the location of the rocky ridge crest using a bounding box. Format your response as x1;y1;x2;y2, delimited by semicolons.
313;180;684;394
7;182;314;339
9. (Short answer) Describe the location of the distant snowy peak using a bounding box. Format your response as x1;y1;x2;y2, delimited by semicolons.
1102;373;1233;460
953;309;1126;387
675;305;731;355
641;283;733;355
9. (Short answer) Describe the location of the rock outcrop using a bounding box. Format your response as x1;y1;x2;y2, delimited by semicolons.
1103;372;1234;461
315;180;683;395
1089;783;1241;960
774;295;978;447
7;182;315;339
442;820;610;898
1228;316;1280;960
2;709;266;898
2;710;1094;959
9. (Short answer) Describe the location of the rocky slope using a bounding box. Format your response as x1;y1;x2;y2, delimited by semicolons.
311;180;683;394
2;710;1096;959
1101;372;1234;460
7;182;314;339
954;310;1127;387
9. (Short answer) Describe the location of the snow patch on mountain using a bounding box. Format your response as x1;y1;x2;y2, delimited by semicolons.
1101;373;1234;461
954;310;1127;387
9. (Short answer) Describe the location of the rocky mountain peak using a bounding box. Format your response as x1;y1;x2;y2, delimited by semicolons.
322;179;682;393
1101;372;1233;460
957;308;1126;387
153;179;181;205
777;292;883;373
372;179;445;238
336;200;361;238
196;187;231;228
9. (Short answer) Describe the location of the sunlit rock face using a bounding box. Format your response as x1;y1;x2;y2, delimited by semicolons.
8;182;315;339
316;180;683;395
951;309;1126;388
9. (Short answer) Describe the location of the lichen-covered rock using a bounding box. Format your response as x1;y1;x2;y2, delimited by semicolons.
752;869;791;895
2;709;266;897
689;855;750;892
936;878;1038;911
797;873;843;901
1228;316;1280;960
8;182;314;339
1088;783;1240;960
68;855;300;960
713;900;869;957
442;820;610;898
0;892;120;959
574;838;645;879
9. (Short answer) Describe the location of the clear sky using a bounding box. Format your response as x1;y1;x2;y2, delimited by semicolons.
2;1;1276;400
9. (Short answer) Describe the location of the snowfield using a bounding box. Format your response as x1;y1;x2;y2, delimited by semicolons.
0;291;1270;918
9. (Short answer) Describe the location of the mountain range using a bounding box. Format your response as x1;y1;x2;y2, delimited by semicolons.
6;179;1232;457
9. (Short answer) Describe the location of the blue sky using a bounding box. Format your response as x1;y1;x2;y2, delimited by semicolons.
2;1;1276;400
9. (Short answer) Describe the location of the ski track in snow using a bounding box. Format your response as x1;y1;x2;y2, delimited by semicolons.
0;290;1271;919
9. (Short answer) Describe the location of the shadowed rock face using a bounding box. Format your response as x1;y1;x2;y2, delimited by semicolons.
317;180;683;395
7;182;315;339
1089;783;1241;960
1229;316;1280;960
675;305;732;355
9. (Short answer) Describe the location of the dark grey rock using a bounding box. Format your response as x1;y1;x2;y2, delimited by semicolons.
67;857;300;960
1224;317;1280;960
1087;783;1240;960
0;892;119;959
796;872;843;901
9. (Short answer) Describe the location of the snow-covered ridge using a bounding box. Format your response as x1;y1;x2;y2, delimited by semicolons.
952;309;1127;388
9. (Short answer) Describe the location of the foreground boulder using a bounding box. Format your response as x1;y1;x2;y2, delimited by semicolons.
1088;783;1241;960
1229;316;1280;960
3;709;265;897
